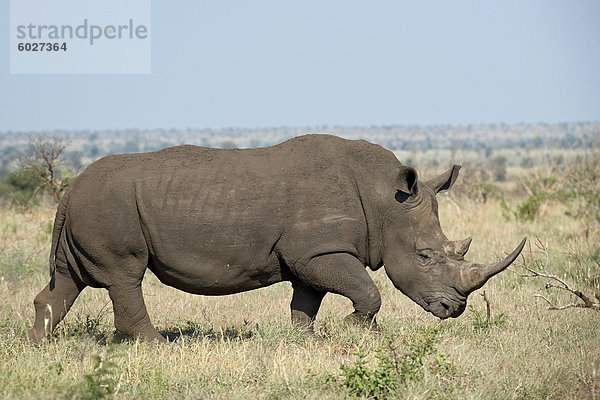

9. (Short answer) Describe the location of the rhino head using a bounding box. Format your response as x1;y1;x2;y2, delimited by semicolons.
381;165;526;319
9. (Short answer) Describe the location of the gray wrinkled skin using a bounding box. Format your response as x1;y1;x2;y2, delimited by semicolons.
27;134;525;343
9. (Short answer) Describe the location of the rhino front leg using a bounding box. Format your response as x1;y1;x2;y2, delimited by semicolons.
292;253;381;329
108;284;166;343
28;269;86;342
290;281;326;331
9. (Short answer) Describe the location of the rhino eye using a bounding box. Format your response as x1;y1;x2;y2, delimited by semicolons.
416;249;433;260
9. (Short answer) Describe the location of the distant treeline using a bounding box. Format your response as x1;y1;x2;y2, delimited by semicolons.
0;122;598;170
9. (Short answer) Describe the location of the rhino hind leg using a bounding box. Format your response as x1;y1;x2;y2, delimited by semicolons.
28;269;86;343
292;253;381;329
108;283;166;343
290;281;326;331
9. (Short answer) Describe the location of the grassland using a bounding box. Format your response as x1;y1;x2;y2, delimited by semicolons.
0;177;599;399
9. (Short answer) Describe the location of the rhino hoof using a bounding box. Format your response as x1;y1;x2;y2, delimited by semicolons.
344;313;379;332
26;328;46;344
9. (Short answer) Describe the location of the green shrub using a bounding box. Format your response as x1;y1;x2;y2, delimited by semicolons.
469;305;506;332
65;345;123;400
0;170;45;207
502;192;555;222
335;328;452;399
452;167;503;203
504;156;599;222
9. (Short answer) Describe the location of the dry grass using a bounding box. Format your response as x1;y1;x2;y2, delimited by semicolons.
1;192;599;399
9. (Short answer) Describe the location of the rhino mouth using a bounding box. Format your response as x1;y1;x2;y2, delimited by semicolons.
427;299;467;319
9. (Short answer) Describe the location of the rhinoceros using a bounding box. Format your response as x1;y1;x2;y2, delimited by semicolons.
28;134;525;343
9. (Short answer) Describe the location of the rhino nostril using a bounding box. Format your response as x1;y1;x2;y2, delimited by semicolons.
440;301;451;318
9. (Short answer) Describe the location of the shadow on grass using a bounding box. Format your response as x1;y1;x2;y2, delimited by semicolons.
58;317;319;345
55;324;255;345
60;324;255;345
160;322;255;343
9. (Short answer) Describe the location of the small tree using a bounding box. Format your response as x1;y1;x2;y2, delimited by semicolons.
14;134;72;203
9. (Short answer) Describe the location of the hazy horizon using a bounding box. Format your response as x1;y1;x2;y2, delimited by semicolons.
1;120;599;135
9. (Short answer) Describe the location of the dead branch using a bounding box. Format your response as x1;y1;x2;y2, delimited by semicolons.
532;294;582;311
521;181;534;197
480;290;491;322
515;238;600;312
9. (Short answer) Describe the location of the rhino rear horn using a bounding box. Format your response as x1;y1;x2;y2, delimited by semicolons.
461;238;527;293
453;237;472;257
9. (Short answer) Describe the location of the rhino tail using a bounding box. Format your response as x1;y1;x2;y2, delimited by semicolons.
49;188;71;279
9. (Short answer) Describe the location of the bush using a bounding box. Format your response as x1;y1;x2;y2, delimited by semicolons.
0;170;45;207
452;167;503;203
469;305;506;332
503;151;599;223
333;327;452;399
65;345;123;400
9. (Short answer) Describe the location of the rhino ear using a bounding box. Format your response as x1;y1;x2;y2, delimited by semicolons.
396;166;418;195
427;165;461;193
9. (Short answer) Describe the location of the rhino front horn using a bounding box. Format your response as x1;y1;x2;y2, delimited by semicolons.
462;238;527;293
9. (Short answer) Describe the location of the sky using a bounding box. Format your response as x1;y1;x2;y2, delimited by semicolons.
1;1;599;132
